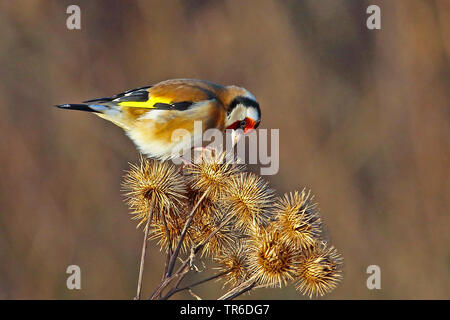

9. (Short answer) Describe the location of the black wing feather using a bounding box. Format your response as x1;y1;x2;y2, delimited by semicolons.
152;101;193;111
83;86;152;103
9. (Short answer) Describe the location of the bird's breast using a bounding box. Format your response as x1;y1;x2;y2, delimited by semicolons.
125;99;225;159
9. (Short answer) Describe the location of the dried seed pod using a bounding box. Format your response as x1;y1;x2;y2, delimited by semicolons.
214;241;250;287
149;209;194;252
191;207;237;257
272;190;322;249
222;172;274;231
122;157;187;228
247;227;298;287
183;150;244;199
295;241;343;298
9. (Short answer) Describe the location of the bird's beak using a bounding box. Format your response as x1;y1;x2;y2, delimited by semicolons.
244;118;257;134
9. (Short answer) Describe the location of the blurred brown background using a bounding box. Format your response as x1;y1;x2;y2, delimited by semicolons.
0;0;448;299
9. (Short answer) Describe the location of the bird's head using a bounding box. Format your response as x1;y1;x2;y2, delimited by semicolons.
225;96;261;134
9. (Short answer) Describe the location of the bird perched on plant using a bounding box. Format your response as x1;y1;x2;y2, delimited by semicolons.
57;79;261;160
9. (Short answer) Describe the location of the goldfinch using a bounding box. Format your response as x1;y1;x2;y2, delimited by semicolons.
57;79;261;159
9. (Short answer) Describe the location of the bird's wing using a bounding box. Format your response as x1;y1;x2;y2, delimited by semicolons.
83;86;152;104
84;80;223;111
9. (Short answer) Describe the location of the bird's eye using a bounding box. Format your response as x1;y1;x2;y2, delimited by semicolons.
240;119;246;129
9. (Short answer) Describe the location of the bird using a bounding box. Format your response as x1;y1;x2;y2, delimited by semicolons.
56;79;261;160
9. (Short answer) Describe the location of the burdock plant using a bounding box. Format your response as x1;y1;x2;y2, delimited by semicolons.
122;151;343;300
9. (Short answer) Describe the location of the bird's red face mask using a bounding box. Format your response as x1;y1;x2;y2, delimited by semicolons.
226;117;259;134
226;117;260;146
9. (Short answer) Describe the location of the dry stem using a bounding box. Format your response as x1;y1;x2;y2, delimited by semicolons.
166;188;209;277
134;193;156;300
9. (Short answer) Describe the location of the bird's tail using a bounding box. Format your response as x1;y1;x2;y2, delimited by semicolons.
55;103;110;114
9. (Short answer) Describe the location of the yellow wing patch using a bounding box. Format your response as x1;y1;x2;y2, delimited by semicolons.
118;96;173;108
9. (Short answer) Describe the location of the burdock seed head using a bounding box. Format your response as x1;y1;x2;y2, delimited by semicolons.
272;190;322;249
149;210;194;252
187;189;219;219
183;150;244;199
214;241;250;287
247;227;298;287
295;241;343;298
222;172;274;231
191;206;236;257
122;157;187;228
